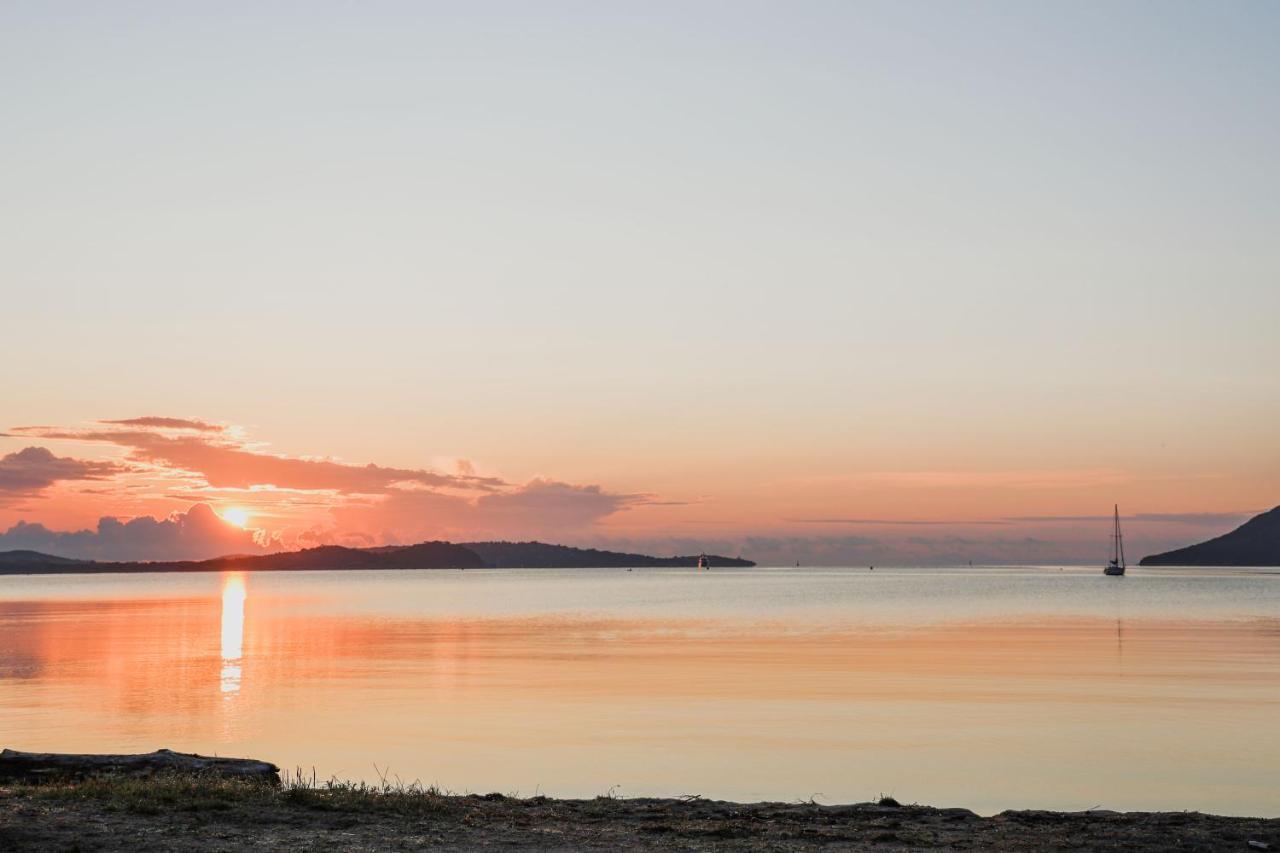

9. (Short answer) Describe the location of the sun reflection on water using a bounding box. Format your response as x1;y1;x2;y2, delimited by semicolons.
219;573;246;695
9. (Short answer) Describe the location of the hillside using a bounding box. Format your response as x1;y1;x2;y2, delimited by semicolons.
1140;506;1280;566
461;541;754;568
0;550;83;566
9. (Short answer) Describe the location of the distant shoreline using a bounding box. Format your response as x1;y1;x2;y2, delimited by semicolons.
0;563;499;576
0;540;755;576
0;563;739;577
6;561;1280;577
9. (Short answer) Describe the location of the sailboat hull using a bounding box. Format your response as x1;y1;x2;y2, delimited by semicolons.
1103;565;1125;576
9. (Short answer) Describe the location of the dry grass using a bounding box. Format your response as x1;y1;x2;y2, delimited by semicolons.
21;768;461;818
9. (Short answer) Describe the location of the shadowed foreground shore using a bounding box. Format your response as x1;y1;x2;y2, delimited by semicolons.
1;775;1277;851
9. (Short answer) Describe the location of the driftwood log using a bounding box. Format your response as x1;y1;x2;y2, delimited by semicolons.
0;748;280;784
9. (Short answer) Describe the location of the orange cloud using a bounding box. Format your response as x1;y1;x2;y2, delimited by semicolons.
5;418;650;555
14;425;504;494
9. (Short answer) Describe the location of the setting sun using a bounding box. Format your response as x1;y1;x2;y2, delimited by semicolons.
221;507;250;528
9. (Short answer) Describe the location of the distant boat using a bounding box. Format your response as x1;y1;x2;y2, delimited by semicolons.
1104;504;1126;576
696;554;710;570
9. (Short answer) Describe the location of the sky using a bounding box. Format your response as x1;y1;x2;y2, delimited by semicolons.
2;2;1277;564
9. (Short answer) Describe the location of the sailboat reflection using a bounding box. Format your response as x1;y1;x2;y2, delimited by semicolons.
220;573;246;695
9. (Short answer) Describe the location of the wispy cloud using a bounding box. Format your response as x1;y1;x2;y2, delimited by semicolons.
790;511;1260;528
99;417;225;432
329;478;650;544
1002;511;1260;525
788;518;1012;526
792;469;1132;490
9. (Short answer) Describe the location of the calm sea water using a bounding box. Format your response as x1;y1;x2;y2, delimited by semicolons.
2;566;1278;816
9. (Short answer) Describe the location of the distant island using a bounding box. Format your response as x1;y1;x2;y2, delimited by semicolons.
1140;506;1280;566
0;541;755;575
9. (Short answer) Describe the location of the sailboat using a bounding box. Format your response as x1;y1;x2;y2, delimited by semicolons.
1104;504;1126;576
696;553;710;570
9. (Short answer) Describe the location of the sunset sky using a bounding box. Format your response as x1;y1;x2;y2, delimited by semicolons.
2;2;1277;564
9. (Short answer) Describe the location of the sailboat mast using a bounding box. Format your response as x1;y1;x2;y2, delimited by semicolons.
1117;505;1126;568
1112;505;1117;563
1113;504;1126;568
1104;504;1127;576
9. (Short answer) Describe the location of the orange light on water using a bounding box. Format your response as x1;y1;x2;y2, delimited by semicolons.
220;573;246;694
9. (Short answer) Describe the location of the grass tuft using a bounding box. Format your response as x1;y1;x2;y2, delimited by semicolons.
17;769;457;818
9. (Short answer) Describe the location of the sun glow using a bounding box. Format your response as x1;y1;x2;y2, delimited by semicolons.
221;507;250;528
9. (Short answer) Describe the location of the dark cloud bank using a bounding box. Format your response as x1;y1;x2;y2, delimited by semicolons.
0;447;125;505
0;503;266;562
